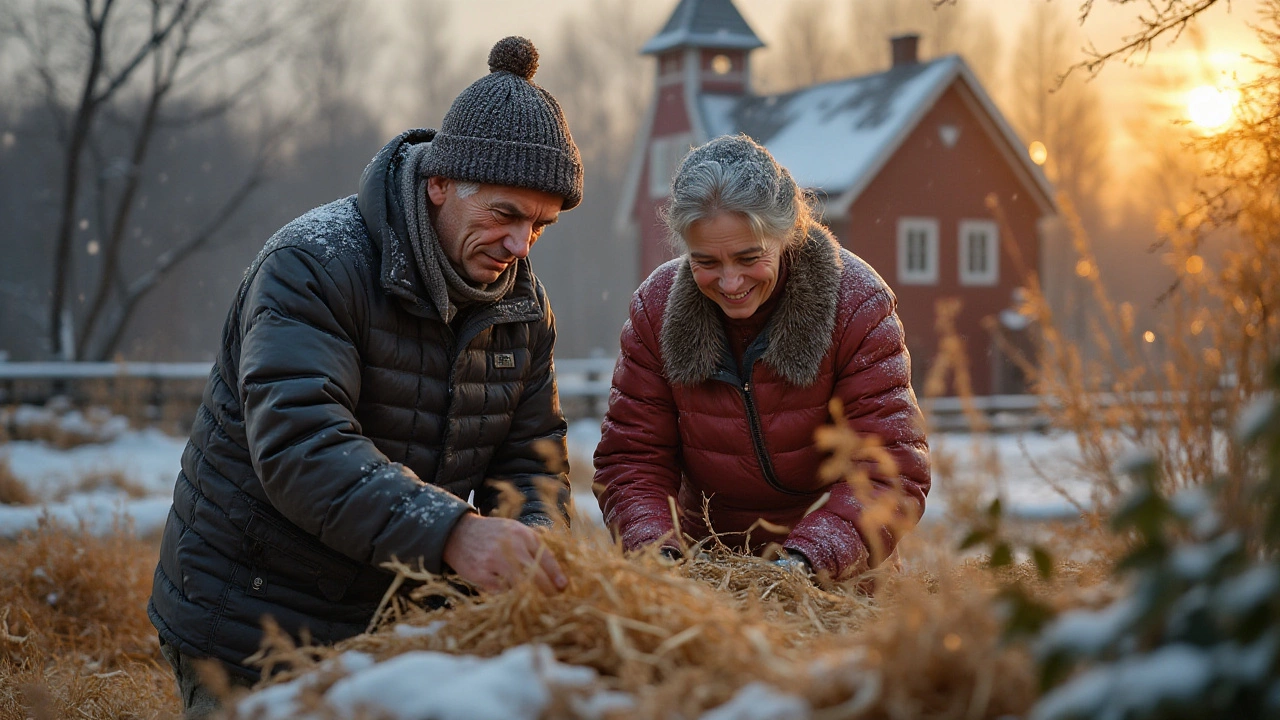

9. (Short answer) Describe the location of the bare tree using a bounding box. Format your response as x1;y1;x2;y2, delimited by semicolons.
395;0;484;132
930;0;1223;78
529;0;666;357
1002;3;1112;358
849;0;1002;86
540;0;660;186
755;0;1002;94
1008;2;1110;229
765;0;852;90
1070;0;1222;78
0;0;338;360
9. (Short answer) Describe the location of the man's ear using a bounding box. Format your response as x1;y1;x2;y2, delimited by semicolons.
426;176;450;206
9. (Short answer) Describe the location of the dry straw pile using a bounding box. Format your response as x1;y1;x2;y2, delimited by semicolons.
0;520;176;720
227;410;1103;720
228;521;1095;720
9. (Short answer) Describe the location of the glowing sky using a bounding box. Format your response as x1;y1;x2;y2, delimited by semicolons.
376;0;1269;182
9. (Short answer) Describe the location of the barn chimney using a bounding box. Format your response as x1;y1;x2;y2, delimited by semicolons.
890;33;920;67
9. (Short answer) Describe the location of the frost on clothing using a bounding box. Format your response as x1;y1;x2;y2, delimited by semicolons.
148;129;570;680
594;226;930;581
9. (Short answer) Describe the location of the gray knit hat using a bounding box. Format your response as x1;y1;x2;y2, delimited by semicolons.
422;36;584;210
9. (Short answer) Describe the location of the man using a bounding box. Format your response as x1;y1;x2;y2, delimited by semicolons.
148;36;581;717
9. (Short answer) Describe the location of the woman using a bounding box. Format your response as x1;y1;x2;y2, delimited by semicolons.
593;134;930;582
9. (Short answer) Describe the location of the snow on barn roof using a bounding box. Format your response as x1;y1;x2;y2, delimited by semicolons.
699;55;1055;217
641;0;764;54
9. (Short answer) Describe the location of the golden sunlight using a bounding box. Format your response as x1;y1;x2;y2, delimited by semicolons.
1186;85;1236;130
1028;140;1048;166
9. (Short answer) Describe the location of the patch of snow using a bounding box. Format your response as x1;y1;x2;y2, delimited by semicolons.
571;689;635;719
236;651;376;720
4;427;185;501
921;431;1099;520
1215;565;1280;618
0;496;171;538
699;683;809;720
1037;597;1141;657
573;419;1103;520
573;491;604;527
237;645;600;720
392;620;445;638
1169;533;1239;581
1032;644;1214;720
1235;392;1275;440
999;308;1032;331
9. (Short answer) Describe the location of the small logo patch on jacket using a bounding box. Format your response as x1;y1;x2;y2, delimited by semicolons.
494;352;516;368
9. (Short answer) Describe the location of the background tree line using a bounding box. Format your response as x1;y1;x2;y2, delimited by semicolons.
0;0;1199;367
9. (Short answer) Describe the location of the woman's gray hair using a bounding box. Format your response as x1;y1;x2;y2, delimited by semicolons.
663;134;814;252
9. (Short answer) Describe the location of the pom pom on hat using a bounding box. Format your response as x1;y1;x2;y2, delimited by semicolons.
488;36;539;81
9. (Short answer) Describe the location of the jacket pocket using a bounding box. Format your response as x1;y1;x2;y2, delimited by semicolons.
243;510;358;602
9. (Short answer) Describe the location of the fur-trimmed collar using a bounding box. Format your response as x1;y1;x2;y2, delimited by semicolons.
660;225;843;387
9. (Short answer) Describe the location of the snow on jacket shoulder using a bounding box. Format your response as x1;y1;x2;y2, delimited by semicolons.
594;225;930;581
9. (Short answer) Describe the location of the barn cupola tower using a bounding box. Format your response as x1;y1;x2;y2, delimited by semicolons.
621;0;765;276
641;0;763;98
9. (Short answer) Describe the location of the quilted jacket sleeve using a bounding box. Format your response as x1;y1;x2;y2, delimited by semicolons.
239;246;474;575
783;287;931;581
477;292;571;528
593;290;684;552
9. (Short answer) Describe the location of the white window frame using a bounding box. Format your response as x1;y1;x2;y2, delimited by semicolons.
958;219;999;286
897;217;939;285
648;133;693;198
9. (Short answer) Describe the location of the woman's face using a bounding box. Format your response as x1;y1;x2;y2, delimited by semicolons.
685;212;782;319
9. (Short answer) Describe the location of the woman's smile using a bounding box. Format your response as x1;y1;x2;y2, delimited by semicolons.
685;212;781;319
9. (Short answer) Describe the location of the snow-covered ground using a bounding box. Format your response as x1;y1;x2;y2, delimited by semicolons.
568;419;1103;524
0;417;1103;539
234;642;804;720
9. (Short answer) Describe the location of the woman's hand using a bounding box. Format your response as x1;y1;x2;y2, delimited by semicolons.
772;549;813;577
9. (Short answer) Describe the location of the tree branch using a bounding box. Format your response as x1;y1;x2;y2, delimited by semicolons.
97;156;269;359
78;0;179;358
1068;0;1223;78
92;0;190;105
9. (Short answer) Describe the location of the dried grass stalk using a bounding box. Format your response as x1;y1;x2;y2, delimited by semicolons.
0;520;175;720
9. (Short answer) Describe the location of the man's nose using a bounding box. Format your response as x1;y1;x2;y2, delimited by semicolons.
503;227;533;259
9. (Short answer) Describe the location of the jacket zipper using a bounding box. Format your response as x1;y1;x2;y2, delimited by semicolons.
739;380;808;497
437;303;534;471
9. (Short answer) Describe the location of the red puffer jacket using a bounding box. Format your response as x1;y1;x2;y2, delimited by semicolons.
594;227;930;581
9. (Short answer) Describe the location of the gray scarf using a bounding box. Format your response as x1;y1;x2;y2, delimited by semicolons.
400;142;517;323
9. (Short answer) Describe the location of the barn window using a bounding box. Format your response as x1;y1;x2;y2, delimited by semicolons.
897;217;938;285
648;133;693;198
958;219;999;285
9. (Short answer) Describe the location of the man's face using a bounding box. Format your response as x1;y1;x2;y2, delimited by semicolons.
427;178;562;285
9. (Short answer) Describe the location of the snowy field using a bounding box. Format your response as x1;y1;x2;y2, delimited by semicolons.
0;417;1099;539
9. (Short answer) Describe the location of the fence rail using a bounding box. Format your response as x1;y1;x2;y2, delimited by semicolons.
0;360;1209;432
0;361;213;380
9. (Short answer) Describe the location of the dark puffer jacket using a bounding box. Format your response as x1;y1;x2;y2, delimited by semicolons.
149;129;569;679
594;227;929;581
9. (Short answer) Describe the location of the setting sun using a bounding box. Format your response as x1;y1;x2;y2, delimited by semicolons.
1186;85;1237;130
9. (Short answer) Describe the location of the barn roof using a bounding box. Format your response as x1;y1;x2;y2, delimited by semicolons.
641;0;764;54
698;55;1056;217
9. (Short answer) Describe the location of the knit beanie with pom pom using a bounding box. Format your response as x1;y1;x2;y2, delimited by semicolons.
422;36;584;210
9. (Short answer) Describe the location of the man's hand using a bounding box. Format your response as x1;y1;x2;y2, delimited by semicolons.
441;514;568;594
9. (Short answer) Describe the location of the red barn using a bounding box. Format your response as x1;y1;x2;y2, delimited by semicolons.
616;0;1056;396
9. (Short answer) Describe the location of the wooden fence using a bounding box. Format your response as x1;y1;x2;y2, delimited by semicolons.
0;359;1071;432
